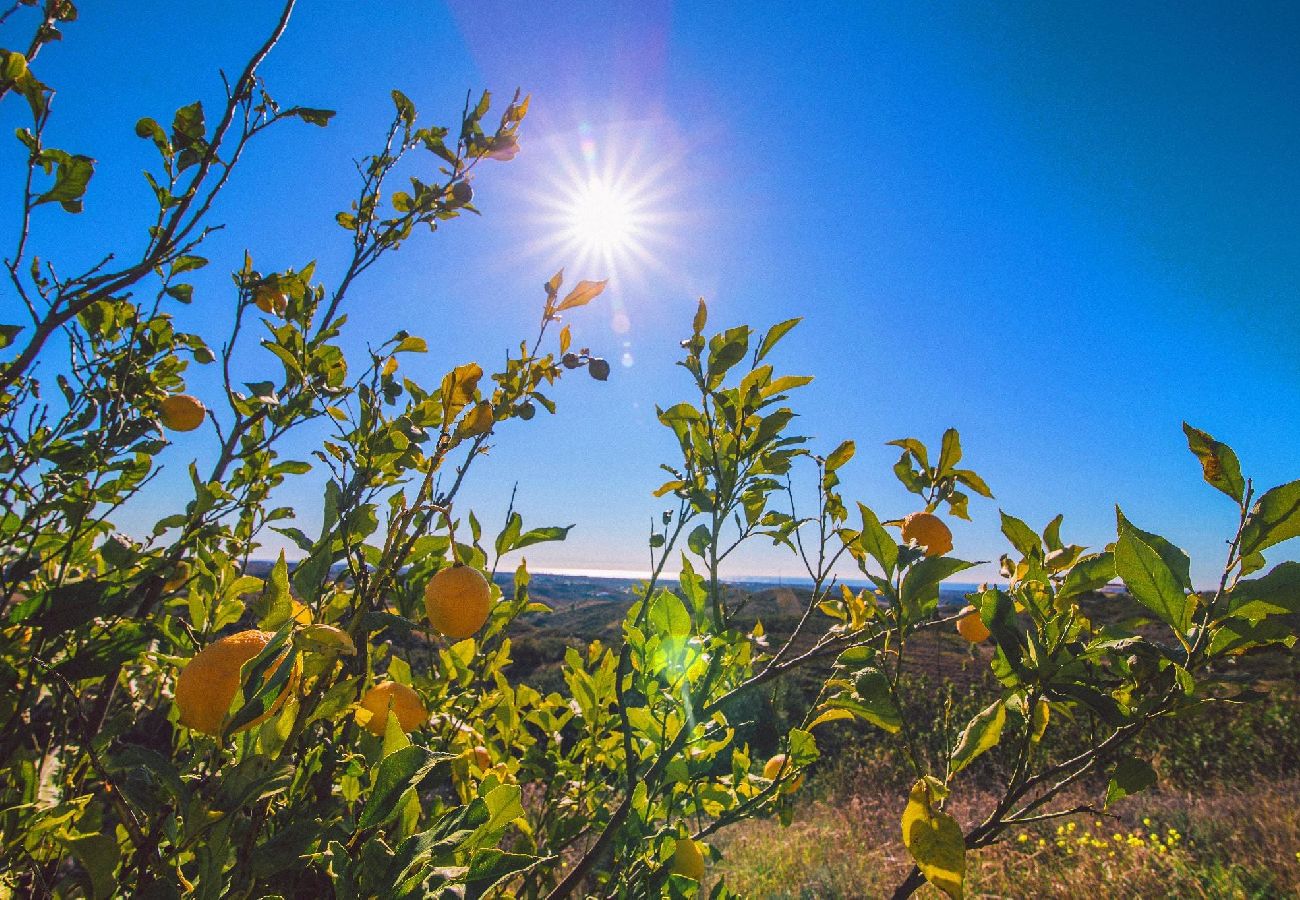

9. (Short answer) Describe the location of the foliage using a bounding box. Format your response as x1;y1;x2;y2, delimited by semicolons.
1;5;1299;899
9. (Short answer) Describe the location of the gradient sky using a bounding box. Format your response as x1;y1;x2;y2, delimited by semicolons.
10;1;1299;585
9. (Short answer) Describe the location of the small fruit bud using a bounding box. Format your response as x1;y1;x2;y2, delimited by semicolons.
450;180;473;206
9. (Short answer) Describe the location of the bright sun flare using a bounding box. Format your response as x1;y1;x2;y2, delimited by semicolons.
565;178;639;255
526;122;683;294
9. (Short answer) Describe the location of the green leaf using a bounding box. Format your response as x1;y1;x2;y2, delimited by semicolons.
513;524;573;551
706;325;749;383
1239;480;1300;558
1105;757;1157;808
887;437;929;469
258;551;292;630
949;700;1005;778
1114;531;1194;634
1226;562;1300;623
901;779;965;899
893;452;926;495
289;106;335;127
937;428;961;474
169;255;208;275
0;323;21;349
1182;423;1245;502
754;317;800;363
357;746;448;830
391;89;416;125
855;503;898;577
953;469;993;499
475;783;525;839
687;523;711;558
1116;508;1193;592
35;151;94;211
845;668;902;734
1058;551;1116;600
66;832;119;900
900;556;976;622
466;850;547;898
999;511;1040;559
649;590;691;638
786;727;819;765
224;627;297;736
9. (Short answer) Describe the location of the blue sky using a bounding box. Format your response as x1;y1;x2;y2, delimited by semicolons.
10;1;1298;585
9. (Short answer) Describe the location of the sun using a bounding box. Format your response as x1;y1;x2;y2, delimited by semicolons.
564;177;640;255
525;121;682;292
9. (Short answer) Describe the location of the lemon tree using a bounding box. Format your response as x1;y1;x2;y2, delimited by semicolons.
1;4;1298;899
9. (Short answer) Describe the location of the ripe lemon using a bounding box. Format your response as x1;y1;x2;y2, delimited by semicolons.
901;511;953;557
763;753;804;792
175;630;297;736
359;680;427;736
670;837;705;881
424;564;491;640
160;394;206;432
955;605;991;643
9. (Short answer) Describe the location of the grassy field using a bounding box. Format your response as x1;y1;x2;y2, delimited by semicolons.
710;775;1300;898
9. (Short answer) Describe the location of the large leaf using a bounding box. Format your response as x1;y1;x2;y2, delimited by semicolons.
855;502;898;576
555;279;607;311
1182;423;1245;502
754;317;800;363
1116;508;1192;591
357;746;449;830
900;557;976;622
842;668;902;734
901;779;965;899
1058;551;1116;600
1114;531;1194;634
1105;757;1157;808
1239;480;1300;558
999;511;1040;559
949;700;1005;778
1226;562;1300;623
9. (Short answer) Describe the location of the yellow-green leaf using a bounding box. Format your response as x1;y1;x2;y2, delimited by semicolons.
806;707;855;731
949;699;1005;777
901;779;965;899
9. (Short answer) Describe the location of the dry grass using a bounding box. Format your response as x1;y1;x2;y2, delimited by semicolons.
708;778;1300;898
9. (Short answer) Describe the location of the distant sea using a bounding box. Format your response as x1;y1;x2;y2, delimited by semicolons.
529;567;993;593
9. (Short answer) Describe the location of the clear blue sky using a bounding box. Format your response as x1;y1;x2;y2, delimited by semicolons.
11;1;1299;585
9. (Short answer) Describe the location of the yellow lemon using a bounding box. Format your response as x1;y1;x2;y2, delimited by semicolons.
901;511;953;557
175;630;297;736
670;837;705;881
956;605;991;643
424;565;491;640
160;394;206;432
763;753;804;792
359;680;427;736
